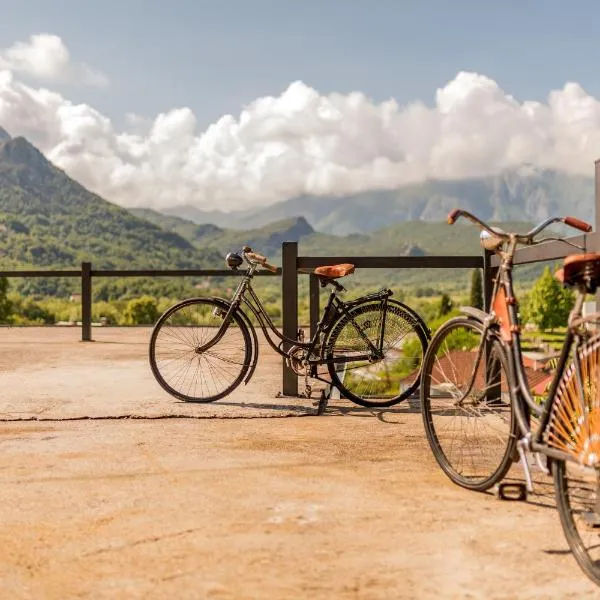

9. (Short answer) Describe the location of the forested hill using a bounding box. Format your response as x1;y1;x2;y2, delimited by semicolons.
0;132;221;270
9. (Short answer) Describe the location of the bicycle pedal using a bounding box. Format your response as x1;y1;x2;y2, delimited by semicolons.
582;511;600;529
496;482;527;502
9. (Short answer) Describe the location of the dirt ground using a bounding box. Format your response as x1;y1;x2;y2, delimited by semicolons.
0;327;598;599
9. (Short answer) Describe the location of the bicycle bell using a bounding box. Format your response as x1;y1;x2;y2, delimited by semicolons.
225;252;243;270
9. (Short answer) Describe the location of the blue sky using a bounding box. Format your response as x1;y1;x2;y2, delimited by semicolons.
2;0;600;129
2;0;600;210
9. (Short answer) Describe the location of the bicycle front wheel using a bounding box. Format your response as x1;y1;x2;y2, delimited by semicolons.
325;300;429;407
149;298;252;402
420;317;516;491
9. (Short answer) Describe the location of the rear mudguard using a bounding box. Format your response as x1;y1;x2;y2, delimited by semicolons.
458;306;504;348
459;306;488;322
324;297;432;353
351;297;432;340
207;296;259;385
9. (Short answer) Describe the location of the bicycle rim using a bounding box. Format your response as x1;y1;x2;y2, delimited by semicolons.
554;459;600;585
420;317;516;491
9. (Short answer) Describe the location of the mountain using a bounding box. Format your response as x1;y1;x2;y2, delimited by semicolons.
131;208;315;257
0;134;222;273
128;204;552;291
162;168;594;235
164;204;257;229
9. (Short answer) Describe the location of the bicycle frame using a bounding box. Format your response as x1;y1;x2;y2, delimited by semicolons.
470;234;594;469
197;262;388;366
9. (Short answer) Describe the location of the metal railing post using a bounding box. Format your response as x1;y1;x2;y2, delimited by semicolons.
281;242;298;396
81;261;92;342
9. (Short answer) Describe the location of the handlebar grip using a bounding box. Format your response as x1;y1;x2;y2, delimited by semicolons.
447;209;461;225
262;262;278;273
563;216;592;233
246;251;278;272
246;251;267;263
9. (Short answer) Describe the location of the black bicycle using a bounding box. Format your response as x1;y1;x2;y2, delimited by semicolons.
419;209;600;585
149;246;430;408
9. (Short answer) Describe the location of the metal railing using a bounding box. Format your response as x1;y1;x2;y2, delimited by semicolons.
1;159;599;397
281;244;484;395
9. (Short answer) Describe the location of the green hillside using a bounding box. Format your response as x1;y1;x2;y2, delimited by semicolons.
0;127;578;306
127;207;556;292
0;132;222;297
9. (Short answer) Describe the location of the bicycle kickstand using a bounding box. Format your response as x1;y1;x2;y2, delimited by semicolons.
497;438;532;502
316;389;329;415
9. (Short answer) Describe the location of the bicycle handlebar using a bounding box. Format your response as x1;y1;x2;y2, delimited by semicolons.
447;209;592;242
242;246;278;272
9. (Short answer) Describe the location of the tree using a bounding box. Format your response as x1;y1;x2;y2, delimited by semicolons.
470;269;483;310
124;296;159;325
0;276;11;323
525;266;574;331
20;298;55;324
438;293;453;317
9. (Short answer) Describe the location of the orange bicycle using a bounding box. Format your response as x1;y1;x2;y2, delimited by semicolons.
419;210;600;585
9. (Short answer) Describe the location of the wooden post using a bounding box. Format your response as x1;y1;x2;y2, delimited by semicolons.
593;160;600;321
482;249;496;313
309;273;320;340
81;262;92;342
281;242;298;396
595;160;600;252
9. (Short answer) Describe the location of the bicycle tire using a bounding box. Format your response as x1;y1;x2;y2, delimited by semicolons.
149;297;252;402
552;335;600;586
325;299;429;408
420;316;517;491
554;459;600;586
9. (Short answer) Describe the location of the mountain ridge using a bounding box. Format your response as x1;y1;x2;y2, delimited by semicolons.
0;133;222;273
160;169;594;235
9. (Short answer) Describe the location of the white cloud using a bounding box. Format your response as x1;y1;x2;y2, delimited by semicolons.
0;34;108;87
1;56;600;211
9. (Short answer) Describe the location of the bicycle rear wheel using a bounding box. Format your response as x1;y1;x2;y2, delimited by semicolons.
554;460;600;585
420;316;516;491
149;298;252;402
551;335;600;585
325;299;429;407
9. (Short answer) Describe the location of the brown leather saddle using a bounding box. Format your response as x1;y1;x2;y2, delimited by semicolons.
313;263;355;279
310;263;356;288
555;253;600;292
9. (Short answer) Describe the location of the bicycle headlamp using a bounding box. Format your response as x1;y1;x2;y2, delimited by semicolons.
225;252;243;270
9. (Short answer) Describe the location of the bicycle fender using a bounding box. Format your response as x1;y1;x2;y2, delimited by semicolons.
389;299;432;339
206;296;259;385
459;306;488;322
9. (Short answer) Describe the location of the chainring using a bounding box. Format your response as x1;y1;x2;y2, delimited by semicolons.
287;345;308;376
